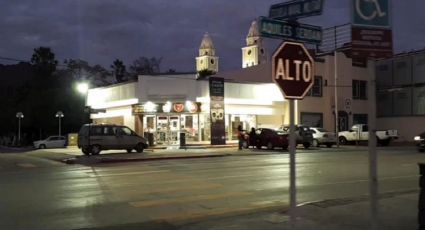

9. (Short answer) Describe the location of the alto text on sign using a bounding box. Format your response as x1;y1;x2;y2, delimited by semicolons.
275;59;312;82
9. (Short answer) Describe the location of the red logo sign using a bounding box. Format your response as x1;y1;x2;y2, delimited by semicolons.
173;103;185;113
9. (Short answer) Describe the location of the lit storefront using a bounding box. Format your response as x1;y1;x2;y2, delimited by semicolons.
86;74;285;146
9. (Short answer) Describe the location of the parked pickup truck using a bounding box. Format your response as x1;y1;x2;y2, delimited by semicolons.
338;124;398;146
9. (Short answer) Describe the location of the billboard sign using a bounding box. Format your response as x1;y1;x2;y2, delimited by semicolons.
209;77;226;145
352;0;390;28
351;26;393;59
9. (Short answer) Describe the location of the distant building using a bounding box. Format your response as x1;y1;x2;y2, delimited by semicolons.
376;49;425;141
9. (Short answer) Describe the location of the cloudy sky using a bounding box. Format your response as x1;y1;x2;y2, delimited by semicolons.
1;0;424;72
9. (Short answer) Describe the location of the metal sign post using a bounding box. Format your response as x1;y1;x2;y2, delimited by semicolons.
368;59;379;229
289;99;297;225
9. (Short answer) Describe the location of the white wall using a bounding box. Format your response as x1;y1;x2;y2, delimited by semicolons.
87;82;138;109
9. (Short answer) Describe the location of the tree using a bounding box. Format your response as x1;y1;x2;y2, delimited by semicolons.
129;57;162;79
111;59;127;83
30;47;58;78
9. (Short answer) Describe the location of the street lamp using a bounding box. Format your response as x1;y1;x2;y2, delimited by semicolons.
76;82;89;95
55;111;64;136
16;112;24;144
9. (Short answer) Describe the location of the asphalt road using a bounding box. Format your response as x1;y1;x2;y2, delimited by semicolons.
0;146;421;229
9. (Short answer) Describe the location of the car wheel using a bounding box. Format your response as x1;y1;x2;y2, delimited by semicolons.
126;149;133;153
303;142;310;149
339;137;348;145
91;145;101;155
312;139;319;147
326;143;333;148
267;141;274;150
39;144;46;149
82;148;90;156
135;143;145;153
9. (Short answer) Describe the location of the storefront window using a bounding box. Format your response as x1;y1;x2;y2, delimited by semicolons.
200;113;211;141
180;114;199;142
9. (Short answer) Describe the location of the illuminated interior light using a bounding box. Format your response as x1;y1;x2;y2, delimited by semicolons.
144;101;157;112
163;101;172;113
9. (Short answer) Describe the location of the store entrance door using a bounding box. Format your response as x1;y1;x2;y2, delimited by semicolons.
156;115;180;145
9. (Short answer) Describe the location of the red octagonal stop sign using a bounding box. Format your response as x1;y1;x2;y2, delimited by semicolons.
272;42;315;100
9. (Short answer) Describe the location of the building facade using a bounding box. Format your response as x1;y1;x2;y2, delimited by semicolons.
376;50;425;142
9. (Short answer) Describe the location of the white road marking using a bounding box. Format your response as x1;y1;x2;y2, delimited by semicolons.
87;170;170;177
17;163;37;168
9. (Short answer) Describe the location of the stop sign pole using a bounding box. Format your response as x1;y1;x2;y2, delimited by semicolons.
272;41;315;222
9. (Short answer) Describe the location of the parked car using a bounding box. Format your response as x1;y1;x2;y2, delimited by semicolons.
338;124;398;146
253;128;289;150
310;127;337;148
279;125;313;149
414;132;425;152
77;124;148;155
33;136;66;149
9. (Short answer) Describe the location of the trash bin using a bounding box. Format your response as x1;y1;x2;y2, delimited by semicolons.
180;132;186;147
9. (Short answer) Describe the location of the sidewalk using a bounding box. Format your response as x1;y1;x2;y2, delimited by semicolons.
179;190;418;230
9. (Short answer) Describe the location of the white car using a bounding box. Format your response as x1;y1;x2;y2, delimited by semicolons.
310;127;337;148
33;136;66;149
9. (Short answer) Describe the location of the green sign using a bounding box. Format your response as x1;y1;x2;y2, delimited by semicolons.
259;17;322;44
269;0;324;20
352;0;390;28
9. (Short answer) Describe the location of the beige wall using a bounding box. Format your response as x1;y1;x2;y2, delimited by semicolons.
257;115;284;129
298;52;373;132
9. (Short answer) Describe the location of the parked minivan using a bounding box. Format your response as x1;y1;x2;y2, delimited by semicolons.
77;124;148;155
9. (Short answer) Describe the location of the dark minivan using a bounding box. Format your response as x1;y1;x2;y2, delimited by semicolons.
78;124;148;155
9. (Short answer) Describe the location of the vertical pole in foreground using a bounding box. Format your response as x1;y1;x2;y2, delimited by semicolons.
368;60;378;229
334;26;339;147
58;117;61;137
18;117;21;143
289;99;297;226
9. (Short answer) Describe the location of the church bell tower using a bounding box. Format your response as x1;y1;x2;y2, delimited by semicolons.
242;20;267;68
196;32;219;73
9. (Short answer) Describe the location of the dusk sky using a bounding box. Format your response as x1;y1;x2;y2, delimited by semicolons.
1;0;424;72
